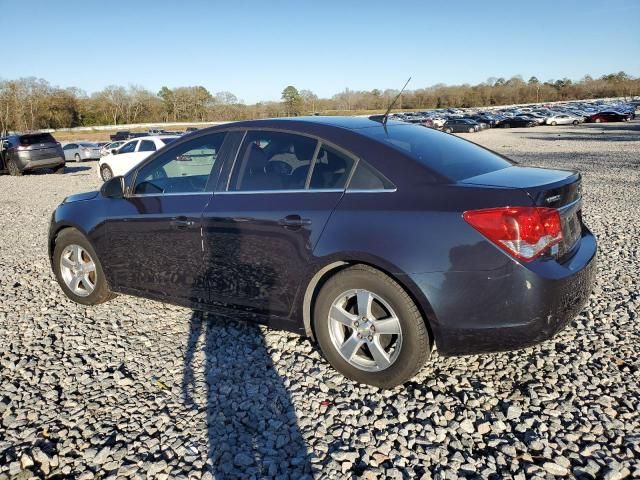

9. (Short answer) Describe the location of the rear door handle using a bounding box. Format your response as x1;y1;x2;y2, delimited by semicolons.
170;217;195;229
278;215;312;228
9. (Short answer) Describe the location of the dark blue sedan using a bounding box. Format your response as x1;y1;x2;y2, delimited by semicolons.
49;117;597;388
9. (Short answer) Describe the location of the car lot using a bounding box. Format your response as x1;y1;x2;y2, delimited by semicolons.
0;122;638;479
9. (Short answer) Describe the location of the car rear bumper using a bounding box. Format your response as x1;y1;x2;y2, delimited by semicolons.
407;229;597;356
17;155;65;171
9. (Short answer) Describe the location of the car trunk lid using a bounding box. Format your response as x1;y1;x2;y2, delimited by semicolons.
461;166;583;261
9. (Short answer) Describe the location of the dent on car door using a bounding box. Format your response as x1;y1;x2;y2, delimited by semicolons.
201;130;356;326
103;132;229;306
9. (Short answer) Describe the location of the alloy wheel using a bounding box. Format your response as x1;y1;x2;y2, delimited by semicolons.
59;244;97;297
327;289;403;372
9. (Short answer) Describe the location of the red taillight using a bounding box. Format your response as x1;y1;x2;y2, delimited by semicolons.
463;206;563;261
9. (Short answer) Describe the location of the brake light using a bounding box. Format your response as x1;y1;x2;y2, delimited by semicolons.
463;206;563;261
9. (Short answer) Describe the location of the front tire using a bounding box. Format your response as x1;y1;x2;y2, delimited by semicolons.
313;265;431;389
53;228;115;306
595;118;601;123
572;120;579;125
101;165;114;181
445;128;452;133
468;127;475;133
54;165;65;174
7;159;22;176
74;153;82;163
551;121;557;126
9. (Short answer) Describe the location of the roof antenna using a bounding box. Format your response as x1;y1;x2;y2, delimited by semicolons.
382;77;411;125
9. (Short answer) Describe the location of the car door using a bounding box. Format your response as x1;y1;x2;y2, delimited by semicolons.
110;139;139;176
103;131;229;306
200;129;356;325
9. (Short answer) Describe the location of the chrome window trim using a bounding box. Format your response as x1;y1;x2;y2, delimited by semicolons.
216;188;344;195
127;191;214;198
345;188;397;193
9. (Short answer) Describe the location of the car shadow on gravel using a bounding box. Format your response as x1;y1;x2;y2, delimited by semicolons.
182;311;312;478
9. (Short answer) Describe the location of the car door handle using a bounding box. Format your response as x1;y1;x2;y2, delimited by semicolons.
278;215;312;228
170;217;195;229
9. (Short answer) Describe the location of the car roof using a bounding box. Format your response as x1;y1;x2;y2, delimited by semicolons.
214;116;406;131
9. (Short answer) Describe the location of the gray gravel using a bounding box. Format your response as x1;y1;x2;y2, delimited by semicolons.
1;122;639;479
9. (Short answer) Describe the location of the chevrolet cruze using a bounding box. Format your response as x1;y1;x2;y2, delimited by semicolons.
49;117;597;388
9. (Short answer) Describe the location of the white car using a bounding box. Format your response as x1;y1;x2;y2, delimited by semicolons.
98;135;177;181
545;114;583;126
100;141;125;157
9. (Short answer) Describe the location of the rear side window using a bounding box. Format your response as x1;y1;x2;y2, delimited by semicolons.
139;140;156;152
19;133;56;146
229;131;318;191
362;124;513;181
309;143;355;189
348;161;395;190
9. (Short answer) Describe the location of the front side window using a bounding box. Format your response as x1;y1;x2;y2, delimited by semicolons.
134;132;226;195
64;144;76;150
119;141;138;154
229;131;318;191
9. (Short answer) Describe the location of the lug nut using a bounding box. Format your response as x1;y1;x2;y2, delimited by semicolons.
370;325;375;332
367;335;373;341
354;321;359;328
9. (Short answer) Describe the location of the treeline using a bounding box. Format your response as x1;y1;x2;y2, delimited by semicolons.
0;72;638;132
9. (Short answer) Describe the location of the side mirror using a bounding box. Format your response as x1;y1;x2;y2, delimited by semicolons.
101;176;125;199
111;149;118;155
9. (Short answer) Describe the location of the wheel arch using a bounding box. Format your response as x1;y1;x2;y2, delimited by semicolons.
302;260;438;349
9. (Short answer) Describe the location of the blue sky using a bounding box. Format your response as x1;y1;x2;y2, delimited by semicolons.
3;0;639;102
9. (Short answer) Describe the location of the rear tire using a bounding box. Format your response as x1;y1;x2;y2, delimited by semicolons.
54;165;65;174
551;121;557;126
74;153;82;163
503;123;511;128
595;118;601;123
53;228;115;306
313;265;431;389
468;127;475;133
572;120;579;125
445;128;452;133
7;159;22;176
101;165;113;182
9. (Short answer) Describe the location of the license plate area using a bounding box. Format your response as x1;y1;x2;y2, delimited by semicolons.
558;200;582;260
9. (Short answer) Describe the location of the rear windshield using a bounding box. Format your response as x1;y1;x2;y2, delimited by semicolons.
19;133;56;146
79;143;98;147
361;124;513;181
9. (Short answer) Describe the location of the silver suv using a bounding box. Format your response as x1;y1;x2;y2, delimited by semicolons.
0;133;65;176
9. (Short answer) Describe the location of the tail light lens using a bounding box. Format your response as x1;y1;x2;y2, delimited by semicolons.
463;206;563;261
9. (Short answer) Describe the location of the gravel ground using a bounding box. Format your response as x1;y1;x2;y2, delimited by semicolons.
1;122;638;480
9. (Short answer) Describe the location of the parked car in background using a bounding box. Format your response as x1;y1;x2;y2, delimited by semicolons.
110;131;131;141
49;116;597;388
101;141;125;157
586;111;631;123
185;127;199;133
545;114;582;126
63;142;102;162
501;117;537;128
98;135;178;181
443;118;479;133
0;133;65;176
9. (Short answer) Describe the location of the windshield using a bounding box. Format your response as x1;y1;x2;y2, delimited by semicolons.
361;124;513;181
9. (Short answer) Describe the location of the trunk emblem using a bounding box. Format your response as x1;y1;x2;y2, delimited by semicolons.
546;194;561;204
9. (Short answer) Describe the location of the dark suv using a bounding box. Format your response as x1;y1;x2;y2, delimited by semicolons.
1;133;65;176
